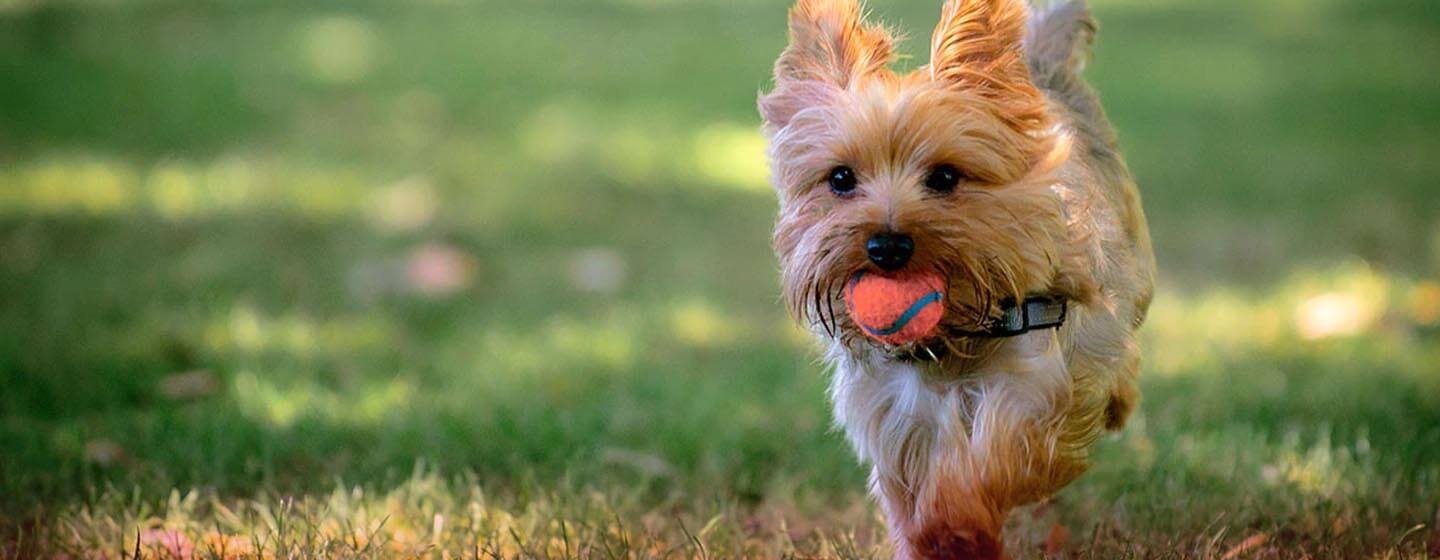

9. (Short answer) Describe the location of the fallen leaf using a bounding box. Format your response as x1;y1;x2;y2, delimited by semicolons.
83;439;125;467
404;242;475;297
159;370;219;400
1043;523;1069;557
1330;516;1349;537
1220;533;1268;560
142;528;195;559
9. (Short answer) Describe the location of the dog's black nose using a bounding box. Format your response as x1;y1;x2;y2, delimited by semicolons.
866;233;914;271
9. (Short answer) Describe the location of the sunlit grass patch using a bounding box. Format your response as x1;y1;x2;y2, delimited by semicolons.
203;305;400;359
232;371;416;429
1144;261;1437;376
0;156;375;222
30;470;887;560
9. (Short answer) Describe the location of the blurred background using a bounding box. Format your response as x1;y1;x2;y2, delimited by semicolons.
1;0;1438;557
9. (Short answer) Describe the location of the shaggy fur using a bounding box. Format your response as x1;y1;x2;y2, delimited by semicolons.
758;1;1155;558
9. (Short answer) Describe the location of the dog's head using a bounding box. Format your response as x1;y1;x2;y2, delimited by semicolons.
761;0;1089;356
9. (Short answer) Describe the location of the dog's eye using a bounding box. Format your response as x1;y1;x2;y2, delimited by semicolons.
827;166;858;196
924;164;964;193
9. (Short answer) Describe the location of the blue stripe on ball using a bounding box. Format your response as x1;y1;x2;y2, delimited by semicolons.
860;290;943;336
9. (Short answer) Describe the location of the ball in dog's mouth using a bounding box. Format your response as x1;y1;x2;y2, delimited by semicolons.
844;269;945;345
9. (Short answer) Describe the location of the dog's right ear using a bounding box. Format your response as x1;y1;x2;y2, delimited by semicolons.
759;0;894;131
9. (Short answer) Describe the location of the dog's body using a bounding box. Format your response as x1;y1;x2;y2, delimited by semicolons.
759;1;1153;558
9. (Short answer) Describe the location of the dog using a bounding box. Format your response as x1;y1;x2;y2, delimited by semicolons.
758;0;1155;557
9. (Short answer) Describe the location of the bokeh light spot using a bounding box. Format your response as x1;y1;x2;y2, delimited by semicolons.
299;16;379;84
691;123;770;191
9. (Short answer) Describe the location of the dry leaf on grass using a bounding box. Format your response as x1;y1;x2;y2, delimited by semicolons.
141;528;195;559
405;242;475;297
83;439;126;467
1043;523;1069;557
1220;533;1268;560
159;370;219;400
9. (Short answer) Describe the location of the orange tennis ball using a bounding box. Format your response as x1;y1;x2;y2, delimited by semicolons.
844;269;945;345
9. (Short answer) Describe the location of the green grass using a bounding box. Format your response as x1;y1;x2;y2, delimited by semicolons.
2;0;1439;557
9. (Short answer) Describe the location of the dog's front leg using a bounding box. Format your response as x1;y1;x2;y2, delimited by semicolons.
866;331;1074;560
871;400;1012;560
876;462;1008;560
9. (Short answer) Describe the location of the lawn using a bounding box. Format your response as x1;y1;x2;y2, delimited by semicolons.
2;0;1439;558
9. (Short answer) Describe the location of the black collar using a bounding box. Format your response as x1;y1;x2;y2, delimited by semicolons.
952;295;1068;338
895;295;1069;363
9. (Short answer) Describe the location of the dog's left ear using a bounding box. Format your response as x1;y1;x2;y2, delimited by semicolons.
929;0;1048;132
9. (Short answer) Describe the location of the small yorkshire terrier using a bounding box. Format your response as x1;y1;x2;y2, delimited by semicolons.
759;0;1155;557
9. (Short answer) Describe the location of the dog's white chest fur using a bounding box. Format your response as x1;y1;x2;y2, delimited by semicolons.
827;330;1074;501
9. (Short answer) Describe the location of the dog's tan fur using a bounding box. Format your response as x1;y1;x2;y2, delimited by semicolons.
759;1;1154;557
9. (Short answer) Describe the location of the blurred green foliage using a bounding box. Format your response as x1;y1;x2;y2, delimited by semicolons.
1;0;1438;556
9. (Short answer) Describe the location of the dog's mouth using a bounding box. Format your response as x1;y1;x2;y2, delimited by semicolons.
797;248;1052;359
840;284;980;363
890;338;951;362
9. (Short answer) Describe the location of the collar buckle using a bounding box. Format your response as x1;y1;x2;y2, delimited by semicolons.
984;296;1068;337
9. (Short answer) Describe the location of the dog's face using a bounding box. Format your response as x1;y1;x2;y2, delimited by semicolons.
761;0;1086;356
